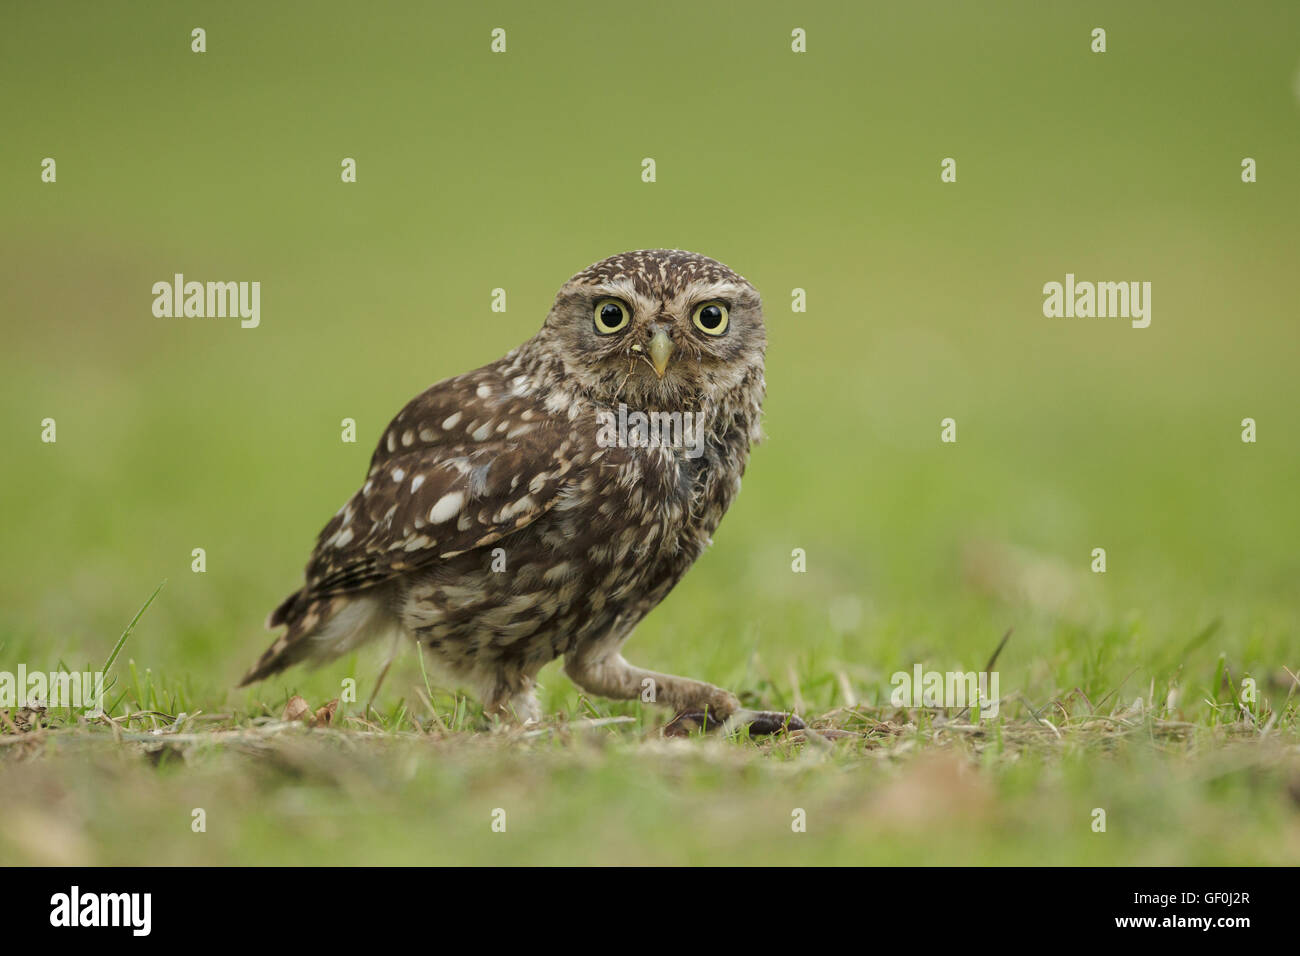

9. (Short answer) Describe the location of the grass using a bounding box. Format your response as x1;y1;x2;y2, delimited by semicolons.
4;697;1297;867
2;589;1297;865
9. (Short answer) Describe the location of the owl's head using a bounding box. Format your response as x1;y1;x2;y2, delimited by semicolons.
540;249;765;408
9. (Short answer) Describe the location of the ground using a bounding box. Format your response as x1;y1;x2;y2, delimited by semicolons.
2;593;1297;864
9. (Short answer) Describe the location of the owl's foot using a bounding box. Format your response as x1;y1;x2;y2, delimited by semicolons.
663;707;806;737
483;684;542;727
561;652;804;735
564;653;739;717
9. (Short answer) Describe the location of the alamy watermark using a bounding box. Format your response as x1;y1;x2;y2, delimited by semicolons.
1;666;105;715
890;665;1000;719
595;403;706;459
152;274;260;328
1042;273;1151;328
50;886;151;936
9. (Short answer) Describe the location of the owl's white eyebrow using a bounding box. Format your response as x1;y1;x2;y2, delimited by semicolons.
683;280;748;303
590;277;640;299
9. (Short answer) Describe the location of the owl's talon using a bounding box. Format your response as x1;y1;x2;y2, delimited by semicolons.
662;708;727;736
737;710;806;735
662;708;805;737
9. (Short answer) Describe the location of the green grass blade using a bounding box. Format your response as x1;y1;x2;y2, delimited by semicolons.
102;580;166;675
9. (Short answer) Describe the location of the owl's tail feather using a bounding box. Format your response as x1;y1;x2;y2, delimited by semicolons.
239;590;391;687
239;591;336;686
266;588;305;630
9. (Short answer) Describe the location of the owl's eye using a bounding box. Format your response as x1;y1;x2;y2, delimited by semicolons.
593;298;631;334
692;301;729;335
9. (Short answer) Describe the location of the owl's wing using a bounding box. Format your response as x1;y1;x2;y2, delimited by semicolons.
296;364;588;601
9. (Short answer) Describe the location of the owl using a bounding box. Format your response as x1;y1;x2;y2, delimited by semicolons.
241;250;801;733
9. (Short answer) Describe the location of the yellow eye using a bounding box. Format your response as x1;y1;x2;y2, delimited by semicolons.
692;301;729;335
593;298;631;334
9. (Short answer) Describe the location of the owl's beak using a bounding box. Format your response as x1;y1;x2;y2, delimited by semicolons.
648;329;675;379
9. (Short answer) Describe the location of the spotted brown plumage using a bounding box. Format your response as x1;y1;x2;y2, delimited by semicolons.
240;249;798;731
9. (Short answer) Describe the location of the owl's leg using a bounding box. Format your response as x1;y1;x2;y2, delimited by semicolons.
564;652;806;736
479;652;547;727
483;679;541;726
563;652;740;719
409;626;543;727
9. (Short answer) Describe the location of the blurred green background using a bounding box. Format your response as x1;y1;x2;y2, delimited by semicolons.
1;1;1297;864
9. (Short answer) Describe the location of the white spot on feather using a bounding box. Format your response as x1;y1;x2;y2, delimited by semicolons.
428;491;464;524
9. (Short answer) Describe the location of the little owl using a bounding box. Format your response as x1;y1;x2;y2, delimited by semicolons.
241;250;800;733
